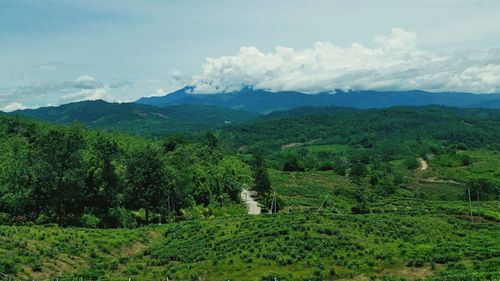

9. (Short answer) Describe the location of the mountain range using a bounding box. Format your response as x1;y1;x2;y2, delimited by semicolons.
7;86;500;136
11;100;259;136
136;87;500;113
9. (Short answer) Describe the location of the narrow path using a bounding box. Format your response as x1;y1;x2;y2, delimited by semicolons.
419;158;428;171
240;189;261;215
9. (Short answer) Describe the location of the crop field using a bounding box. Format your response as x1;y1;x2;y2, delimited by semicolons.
269;170;354;211
1;211;499;281
426;150;500;186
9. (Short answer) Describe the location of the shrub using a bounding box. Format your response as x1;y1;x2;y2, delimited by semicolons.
35;214;50;225
260;272;291;281
81;214;101;228
404;157;420;170
282;152;305;172
0;257;17;275
0;212;12;225
108;208;137;228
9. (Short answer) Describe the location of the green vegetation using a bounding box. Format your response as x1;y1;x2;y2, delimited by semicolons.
0;116;252;227
1;105;499;280
12;100;260;136
1;212;498;280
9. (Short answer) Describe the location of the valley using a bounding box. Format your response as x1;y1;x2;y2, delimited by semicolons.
1;102;499;281
3;2;500;280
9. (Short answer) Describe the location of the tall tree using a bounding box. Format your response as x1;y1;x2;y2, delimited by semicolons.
214;156;252;202
252;154;271;195
84;134;122;225
125;146;168;223
32;127;86;226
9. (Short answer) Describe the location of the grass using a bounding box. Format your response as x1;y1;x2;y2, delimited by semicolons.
426;150;500;186
1;212;498;281
269;169;354;211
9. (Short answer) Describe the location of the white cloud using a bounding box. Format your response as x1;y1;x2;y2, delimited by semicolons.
191;28;500;94
0;74;184;109
60;87;113;102
74;75;102;89
0;76;129;110
1;102;29;112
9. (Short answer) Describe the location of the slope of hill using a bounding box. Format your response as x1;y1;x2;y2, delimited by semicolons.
10;100;260;136
136;87;500;113
220;106;500;166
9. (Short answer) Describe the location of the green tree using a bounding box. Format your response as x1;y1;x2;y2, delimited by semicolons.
282;151;305;172
252;154;272;195
405;157;420;170
214;156;252;202
350;162;368;178
163;133;187;152
0;136;33;217
85;134;121;226
32;128;86;226
205;131;218;149
125;146;168;224
465;179;499;201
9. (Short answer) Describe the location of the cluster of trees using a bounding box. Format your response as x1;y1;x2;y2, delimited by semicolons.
465;179;500;201
224;106;500;165
0;117;253;227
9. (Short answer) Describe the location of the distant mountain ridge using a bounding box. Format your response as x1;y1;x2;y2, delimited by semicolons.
10;100;260;136
136;87;500;113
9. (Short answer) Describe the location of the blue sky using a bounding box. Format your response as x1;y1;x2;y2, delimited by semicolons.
1;0;500;111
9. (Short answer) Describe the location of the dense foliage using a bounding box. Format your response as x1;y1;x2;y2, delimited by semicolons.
0;116;252;227
223;106;500;169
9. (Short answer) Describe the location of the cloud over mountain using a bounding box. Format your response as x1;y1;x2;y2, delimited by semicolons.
191;28;500;94
0;76;126;112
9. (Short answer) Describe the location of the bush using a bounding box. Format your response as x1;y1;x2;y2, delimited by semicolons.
108;208;137;228
282;152;305;172
0;257;17;275
81;214;101;228
31;261;43;272
319;162;334;171
404;157;420;170
0;212;12;225
260;272;291;281
35;214;50;225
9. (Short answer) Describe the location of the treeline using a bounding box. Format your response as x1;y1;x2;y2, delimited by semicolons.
223;106;500;164
0;117;254;227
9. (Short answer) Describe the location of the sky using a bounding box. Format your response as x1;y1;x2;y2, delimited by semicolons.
1;0;500;111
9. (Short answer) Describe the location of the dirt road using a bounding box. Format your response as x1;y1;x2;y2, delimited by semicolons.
240;189;261;215
419;158;428;171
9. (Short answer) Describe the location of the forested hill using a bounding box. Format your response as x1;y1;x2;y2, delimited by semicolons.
221;106;500;162
136;86;500;113
10;100;260;136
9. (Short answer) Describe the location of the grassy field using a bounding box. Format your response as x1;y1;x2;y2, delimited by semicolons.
268;169;354;212
1;211;499;281
426;150;500;186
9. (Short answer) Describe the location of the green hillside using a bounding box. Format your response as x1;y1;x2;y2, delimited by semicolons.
11;100;260;136
0;105;499;281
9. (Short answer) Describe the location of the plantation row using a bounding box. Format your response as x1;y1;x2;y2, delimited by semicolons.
1;211;498;280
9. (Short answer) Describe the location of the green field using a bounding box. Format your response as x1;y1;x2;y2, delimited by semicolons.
1;107;500;280
2;159;499;281
1;212;499;281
